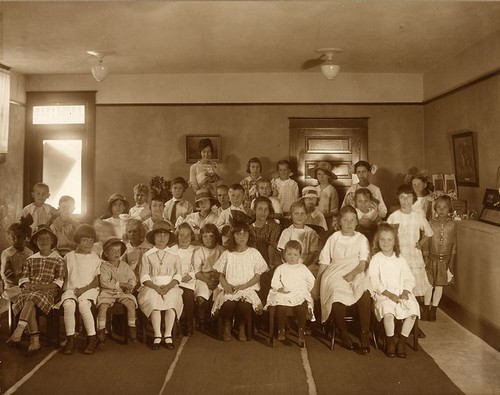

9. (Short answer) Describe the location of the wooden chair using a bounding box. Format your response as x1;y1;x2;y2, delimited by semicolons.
105;303;129;344
325;306;378;351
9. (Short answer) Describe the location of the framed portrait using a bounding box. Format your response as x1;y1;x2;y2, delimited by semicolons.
478;189;500;227
452;131;479;187
185;134;222;164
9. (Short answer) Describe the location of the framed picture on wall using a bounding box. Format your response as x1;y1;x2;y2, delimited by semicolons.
452;131;479;187
185;134;222;164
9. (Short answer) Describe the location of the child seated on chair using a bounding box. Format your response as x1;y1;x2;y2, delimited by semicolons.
6;226;64;356
97;238;138;345
211;222;268;342
138;221;183;350
50;195;79;257
169;223;197;336
193;224;225;329
368;223;420;358
61;224;101;355
121;219;152;285
1;217;33;301
265;240;315;347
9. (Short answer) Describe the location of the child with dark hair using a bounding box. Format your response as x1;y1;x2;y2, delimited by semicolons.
143;195;169;233
189;138;221;195
7;225;64;356
97;238;138;344
354;188;381;244
103;193;129;239
215;183;253;240
240;157;263;211
422;195;456;322
1;218;33;301
163;177;193;225
251;178;283;220
61;224;101;355
211;221;268;341
387;185;434;304
50;195;79;256
193;224;225;329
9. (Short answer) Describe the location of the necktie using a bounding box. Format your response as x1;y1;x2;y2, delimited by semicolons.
170;200;179;224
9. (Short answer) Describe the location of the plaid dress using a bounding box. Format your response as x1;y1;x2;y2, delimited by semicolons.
13;251;65;315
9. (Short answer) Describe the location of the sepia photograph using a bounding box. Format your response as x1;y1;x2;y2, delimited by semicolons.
0;1;499;395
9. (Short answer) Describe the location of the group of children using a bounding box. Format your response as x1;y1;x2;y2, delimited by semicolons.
1;158;457;359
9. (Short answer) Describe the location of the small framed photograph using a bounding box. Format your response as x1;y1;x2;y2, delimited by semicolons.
432;174;444;192
185;134;222;164
452;131;479;187
444;174;457;196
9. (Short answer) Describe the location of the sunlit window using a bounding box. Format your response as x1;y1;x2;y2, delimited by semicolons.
43;140;82;214
33;105;85;124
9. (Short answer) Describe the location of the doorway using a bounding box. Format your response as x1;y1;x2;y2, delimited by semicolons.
25;91;96;220
289;117;368;203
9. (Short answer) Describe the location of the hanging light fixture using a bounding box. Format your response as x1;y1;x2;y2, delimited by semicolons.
87;50;115;82
316;48;343;80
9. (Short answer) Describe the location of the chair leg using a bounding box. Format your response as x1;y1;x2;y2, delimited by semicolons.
245;309;253;342
269;306;275;347
217;315;223;340
330;319;335;350
412;318;419;351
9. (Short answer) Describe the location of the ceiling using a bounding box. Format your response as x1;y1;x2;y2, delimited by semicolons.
1;1;500;76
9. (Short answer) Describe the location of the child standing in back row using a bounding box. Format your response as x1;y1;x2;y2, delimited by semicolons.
240;157;263;212
50;195;79;256
309;161;339;230
163;177;193;225
129;183;151;221
422;195;457;322
387;185;434;302
21;183;58;231
272;160;299;217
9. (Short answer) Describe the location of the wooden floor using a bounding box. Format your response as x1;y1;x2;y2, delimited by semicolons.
3;308;496;394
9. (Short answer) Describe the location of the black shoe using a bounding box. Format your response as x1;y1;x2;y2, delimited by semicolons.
396;336;407;358
164;336;174;350
421;305;430;321
342;337;354;351
359;331;370;354
385;335;396;358
417;328;426;338
429;306;437;322
152;337;162;351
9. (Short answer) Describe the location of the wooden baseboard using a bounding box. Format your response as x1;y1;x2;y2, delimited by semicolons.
440;295;500;351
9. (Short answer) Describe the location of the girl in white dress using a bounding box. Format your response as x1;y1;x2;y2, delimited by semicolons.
314;205;372;354
212;222;268;342
387;184;434;299
265;240;315;347
138;221;183;350
61;224;101;355
169;223;197;336
369;223;420;358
